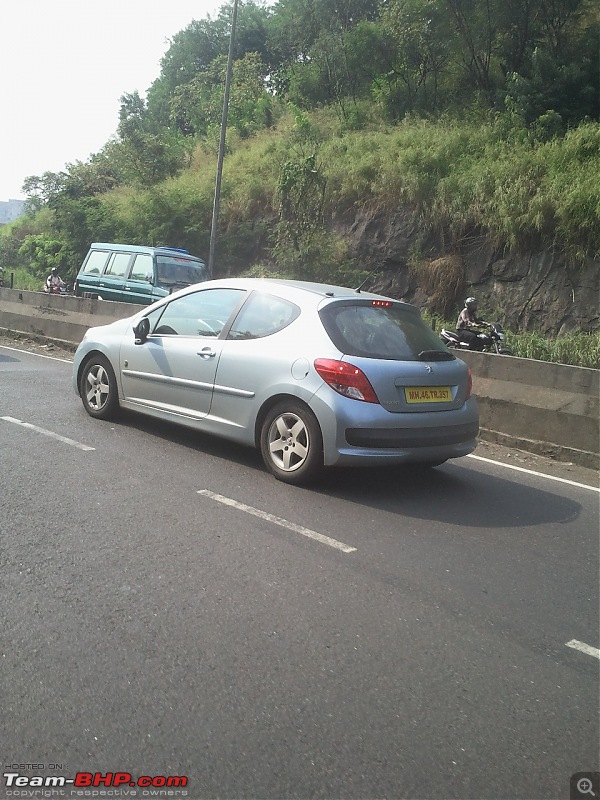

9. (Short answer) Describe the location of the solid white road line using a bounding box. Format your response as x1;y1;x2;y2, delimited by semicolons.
1;416;95;451
0;344;72;363
565;640;600;660
468;453;599;492
197;489;357;553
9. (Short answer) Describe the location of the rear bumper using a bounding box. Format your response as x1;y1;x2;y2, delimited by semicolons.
310;391;480;466
345;420;479;449
331;438;478;466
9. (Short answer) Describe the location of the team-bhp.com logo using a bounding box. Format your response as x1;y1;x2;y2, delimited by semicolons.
3;771;188;793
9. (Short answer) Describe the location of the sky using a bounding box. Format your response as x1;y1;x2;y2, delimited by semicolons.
0;0;227;201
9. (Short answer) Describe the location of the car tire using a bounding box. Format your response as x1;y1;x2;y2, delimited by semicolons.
260;401;323;485
79;354;120;420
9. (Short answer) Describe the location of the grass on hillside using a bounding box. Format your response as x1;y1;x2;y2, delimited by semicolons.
93;111;598;270
2;267;42;291
319;116;600;262
504;330;600;369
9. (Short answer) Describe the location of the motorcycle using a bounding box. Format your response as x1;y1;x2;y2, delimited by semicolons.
440;323;513;355
44;282;72;296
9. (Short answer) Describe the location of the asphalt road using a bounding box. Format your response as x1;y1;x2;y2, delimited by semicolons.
1;345;598;800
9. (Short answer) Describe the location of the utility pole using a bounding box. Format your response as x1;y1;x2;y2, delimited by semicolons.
208;0;239;278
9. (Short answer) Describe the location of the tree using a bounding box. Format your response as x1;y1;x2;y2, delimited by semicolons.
378;0;452;117
147;2;272;132
170;51;274;140
267;0;381;107
501;0;599;124
18;234;73;279
116;91;192;186
442;0;500;99
22;171;69;212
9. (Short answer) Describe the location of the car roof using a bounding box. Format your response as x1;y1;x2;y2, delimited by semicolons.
186;277;413;307
89;242;204;261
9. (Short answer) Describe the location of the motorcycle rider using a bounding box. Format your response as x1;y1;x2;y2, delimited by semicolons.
456;297;490;350
45;267;66;293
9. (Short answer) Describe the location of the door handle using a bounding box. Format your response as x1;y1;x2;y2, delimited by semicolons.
198;348;216;359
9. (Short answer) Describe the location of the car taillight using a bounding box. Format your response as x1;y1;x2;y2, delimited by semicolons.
314;359;379;403
466;367;472;400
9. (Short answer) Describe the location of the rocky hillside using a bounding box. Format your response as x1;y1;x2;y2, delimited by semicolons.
337;208;599;335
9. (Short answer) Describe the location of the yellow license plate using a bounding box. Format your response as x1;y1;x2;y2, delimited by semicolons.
404;386;452;403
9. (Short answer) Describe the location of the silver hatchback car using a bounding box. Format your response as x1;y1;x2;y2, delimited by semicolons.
73;278;479;484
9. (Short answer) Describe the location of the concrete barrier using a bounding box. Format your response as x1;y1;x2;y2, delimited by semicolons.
458;350;598;470
0;287;134;347
1;288;598;470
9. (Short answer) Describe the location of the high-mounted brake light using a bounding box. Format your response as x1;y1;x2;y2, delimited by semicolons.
314;359;379;403
371;300;393;307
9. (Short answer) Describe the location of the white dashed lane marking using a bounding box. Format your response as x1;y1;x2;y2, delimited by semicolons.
197;489;357;553
1;416;95;451
565;640;600;660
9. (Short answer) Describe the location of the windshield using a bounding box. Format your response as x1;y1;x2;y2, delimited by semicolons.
320;301;453;361
155;256;208;289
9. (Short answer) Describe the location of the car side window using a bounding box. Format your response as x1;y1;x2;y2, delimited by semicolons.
151;288;245;337
105;252;131;278
129;253;153;282
227;292;300;340
82;250;109;275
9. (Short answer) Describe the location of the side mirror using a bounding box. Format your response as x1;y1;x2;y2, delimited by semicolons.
145;272;154;284
134;317;150;344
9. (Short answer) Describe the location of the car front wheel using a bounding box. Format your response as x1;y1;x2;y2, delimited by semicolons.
80;354;119;420
260;401;323;485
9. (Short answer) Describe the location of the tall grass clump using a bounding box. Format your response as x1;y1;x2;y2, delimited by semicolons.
224;133;280;221
322;131;390;212
3;267;42;291
506;330;600;368
411;254;464;317
538;124;600;261
424;312;599;367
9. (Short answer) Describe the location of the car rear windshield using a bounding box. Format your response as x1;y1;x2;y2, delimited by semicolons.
156;256;208;289
319;300;453;361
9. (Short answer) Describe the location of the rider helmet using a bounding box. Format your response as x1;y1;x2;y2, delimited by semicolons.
465;296;477;310
51;267;59;275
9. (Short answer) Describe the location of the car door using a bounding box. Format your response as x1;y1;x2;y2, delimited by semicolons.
209;291;303;429
76;248;110;297
119;288;246;419
123;252;155;304
97;251;132;301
